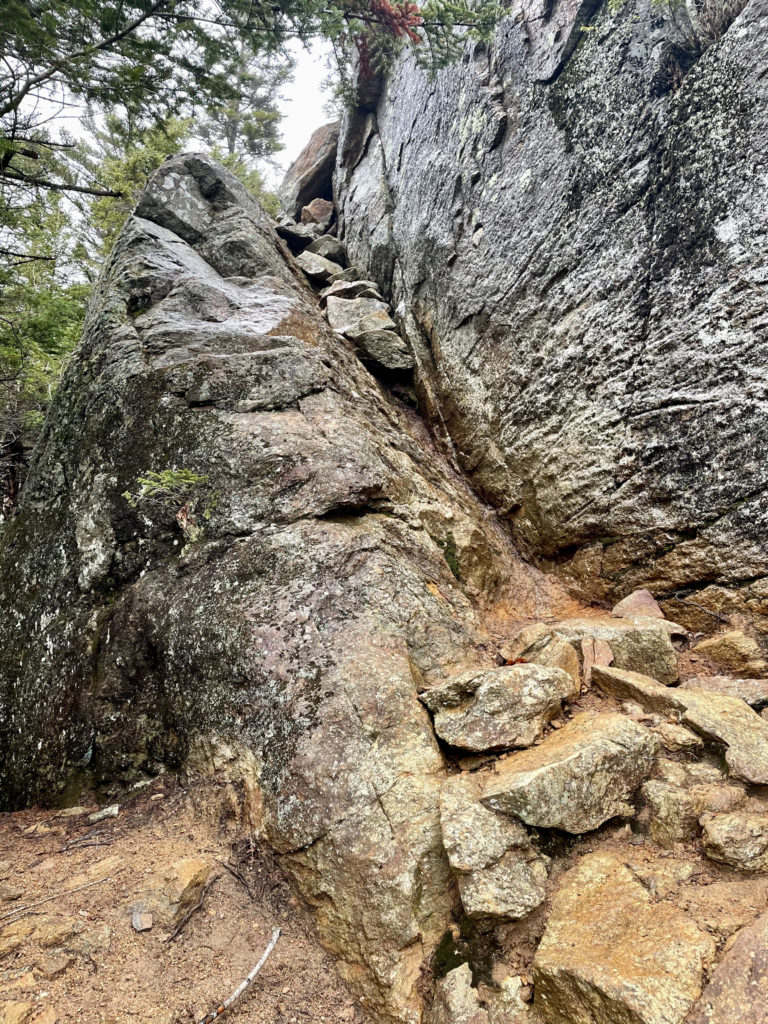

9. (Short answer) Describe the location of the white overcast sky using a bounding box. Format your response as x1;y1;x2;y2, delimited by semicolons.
268;40;335;186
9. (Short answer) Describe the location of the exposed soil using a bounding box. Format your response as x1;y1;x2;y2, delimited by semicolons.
0;778;365;1024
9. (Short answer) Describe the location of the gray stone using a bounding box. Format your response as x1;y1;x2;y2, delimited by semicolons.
481;712;659;833
325;295;395;336
593;666;768;785
354;330;414;372
336;0;768;618
295;250;343;283
279;121;339;219
421;664;577;752
306;234;347;266
275;220;320;252
319;279;383;305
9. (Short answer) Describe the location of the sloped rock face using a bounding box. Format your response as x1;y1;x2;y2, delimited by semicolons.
335;0;768;625
0;154;563;1022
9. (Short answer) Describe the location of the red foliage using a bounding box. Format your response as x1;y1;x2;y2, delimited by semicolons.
355;0;424;78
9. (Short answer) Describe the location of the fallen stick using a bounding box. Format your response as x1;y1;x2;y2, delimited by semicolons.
165;873;220;943
0;876;112;922
196;927;281;1024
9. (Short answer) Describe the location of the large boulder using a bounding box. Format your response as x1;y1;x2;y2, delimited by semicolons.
0;153;565;1023
279;121;340;219
533;853;715;1024
336;0;768;626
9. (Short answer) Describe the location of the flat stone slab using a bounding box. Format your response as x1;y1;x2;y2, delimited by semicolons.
421;663;578;752
680;674;768;709
533;853;715;1024
480;711;658;833
593;666;768;785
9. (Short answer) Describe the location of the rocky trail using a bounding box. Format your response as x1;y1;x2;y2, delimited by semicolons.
3;173;768;1022
3;1;768;1017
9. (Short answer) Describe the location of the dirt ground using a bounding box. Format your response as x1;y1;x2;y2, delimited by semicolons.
0;778;365;1024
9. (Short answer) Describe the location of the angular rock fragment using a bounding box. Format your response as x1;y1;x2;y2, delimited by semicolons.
354;331;414;372
319;279;382;305
431;963;488;1024
687;909;768;1024
275;220;321;251
652;721;703;752
508;617;680;685
593;666;768;785
612;589;665;619
134;858;211;929
523;636;580;688
421;664;577;752
440;775;548;920
533;853;715;1024
641;780;700;847
301;197;335;229
481;712;658;833
325;295;394;336
295;250;343;283
680;675;768;709
702;812;768;872
306;233;347;266
693;631;768;678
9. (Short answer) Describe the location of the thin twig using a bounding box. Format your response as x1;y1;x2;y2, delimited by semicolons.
165;874;220;943
0;876;112;922
196;928;281;1024
215;858;254;899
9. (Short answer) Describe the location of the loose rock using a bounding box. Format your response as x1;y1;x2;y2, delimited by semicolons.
295;250;343;283
702;812;768;872
612;589;665;619
509;617;680;685
430;963;488;1024
353;330;414;372
325;295;395;336
693;631;768;678
301;197;335;230
481;712;659;833
593;667;768;785
440;775;548;920
421;664;578;752
680;675;768;709
134;858;211;929
306;234;347;266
